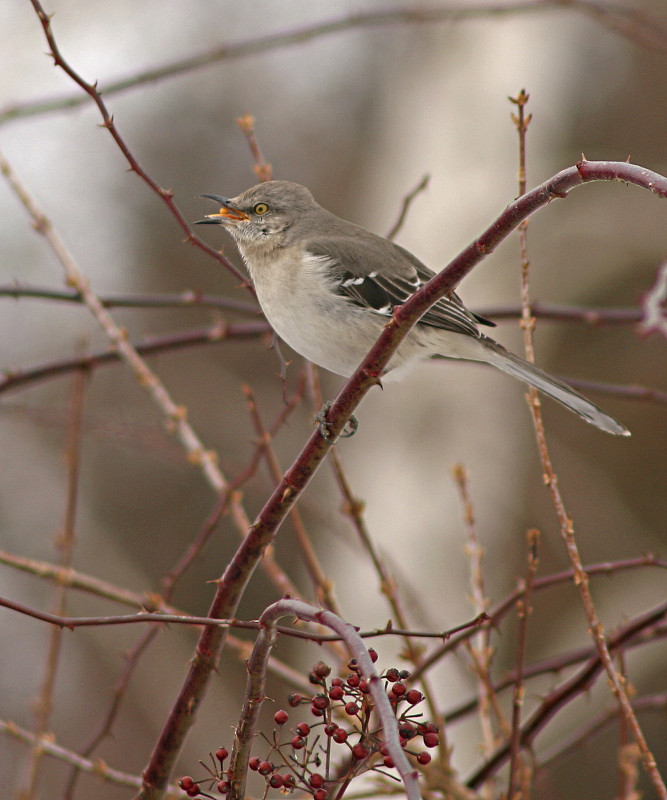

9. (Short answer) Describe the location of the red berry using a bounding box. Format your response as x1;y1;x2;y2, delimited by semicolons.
423;732;439;748
385;668;400;682
217;780;230;793
310;706;324;717
417;752;432;765
399;722;416;740
283;774;295;787
258;761;274;775
333;728;348;743
346;674;360;688
358;679;369;694
352;743;369;760
309;773;325;789
186;785;200;797
344;702;359;716
312;661;331;678
296;722;310;737
313;790;327;800
311;694;329;710
288;693;302;707
269;774;284;788
179;777;195;791
330;677;344;687
328;685;345;700
215;747;229;762
249;757;261;771
291;736;305;750
391;682;406;697
274;709;289;725
368;648;379;662
324;723;338;737
347;658;360;672
406;689;423;705
383;755;395;768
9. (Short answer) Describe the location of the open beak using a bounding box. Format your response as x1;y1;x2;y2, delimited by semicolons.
195;193;250;224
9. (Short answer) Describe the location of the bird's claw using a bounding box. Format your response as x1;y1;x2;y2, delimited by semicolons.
314;401;359;444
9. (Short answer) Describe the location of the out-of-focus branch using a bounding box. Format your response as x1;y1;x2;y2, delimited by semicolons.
3;1;665;126
639;260;667;338
1;720;157;792
25;0;252;288
0;284;260;315
411;553;667;681
237;114;273;182
0;147;230;495
467;601;667;788
0;321;270;397
0;283;644;326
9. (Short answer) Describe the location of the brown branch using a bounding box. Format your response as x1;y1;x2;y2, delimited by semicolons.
1;720;155;792
639;260;667;338
411;553;667;681
0;283;260;315
3;2;665;126
237;114;273;182
242;383;343;617
448;622;667;728
19;368;87;797
539;691;667;769
477;300;642;325
25;0;252;289
0;321;270;397
0;284;644;326
0;591;488;643
467;602;667;788
386;174;430;240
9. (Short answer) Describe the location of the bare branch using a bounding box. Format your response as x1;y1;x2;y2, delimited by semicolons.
3;2;665;126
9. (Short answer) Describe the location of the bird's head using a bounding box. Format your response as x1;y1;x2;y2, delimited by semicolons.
196;180;318;246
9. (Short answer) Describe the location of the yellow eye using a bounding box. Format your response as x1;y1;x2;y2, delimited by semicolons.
253;203;269;215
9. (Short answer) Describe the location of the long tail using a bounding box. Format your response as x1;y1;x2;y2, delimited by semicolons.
480;338;630;436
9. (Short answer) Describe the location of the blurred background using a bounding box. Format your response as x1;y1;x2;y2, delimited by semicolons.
1;1;666;798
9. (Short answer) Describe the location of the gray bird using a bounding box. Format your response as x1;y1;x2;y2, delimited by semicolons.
197;180;629;436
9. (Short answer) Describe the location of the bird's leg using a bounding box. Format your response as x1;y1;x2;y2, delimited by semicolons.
313;401;359;444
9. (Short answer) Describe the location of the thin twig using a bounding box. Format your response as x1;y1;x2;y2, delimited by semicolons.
0;321;270;397
237;114;273;182
510;97;665;798
453;464;501;781
3;2;665;126
18;366;87;798
0;146;228;495
386;174;430;240
467;601;667;788
639;260;667;338
1;720;157;792
243;383;343;617
0;284;260;315
25;0;252;289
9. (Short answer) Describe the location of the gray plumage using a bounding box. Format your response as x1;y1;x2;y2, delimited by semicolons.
197;180;629;436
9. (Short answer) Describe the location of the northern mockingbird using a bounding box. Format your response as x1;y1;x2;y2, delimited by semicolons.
197;180;629;437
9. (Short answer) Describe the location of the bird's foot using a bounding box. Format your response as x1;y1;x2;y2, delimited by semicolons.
314;401;359;444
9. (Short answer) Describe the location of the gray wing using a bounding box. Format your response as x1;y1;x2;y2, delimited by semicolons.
307;236;494;338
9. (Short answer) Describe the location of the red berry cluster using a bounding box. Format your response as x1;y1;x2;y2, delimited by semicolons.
178;748;230;798
179;651;438;798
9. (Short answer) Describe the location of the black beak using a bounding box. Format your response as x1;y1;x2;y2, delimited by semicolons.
195;193;249;224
